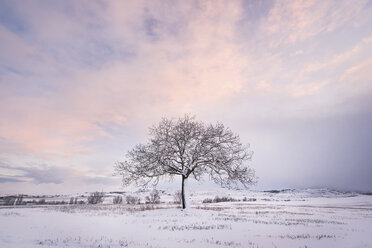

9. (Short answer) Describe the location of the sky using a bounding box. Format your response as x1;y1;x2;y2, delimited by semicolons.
0;0;371;195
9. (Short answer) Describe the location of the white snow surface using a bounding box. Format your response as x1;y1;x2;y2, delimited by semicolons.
1;189;372;248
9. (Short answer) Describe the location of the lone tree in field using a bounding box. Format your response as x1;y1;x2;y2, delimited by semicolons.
115;115;256;209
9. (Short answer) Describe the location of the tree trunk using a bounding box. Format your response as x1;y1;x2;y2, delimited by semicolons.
181;175;186;209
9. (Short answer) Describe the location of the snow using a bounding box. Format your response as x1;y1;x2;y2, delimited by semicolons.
1;189;372;248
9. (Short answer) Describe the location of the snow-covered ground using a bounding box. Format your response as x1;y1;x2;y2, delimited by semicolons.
1;189;372;248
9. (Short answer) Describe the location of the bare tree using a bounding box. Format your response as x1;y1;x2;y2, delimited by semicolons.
115;114;256;209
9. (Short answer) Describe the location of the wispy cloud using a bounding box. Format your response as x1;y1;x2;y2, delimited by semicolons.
264;0;371;45
0;177;23;183
0;162;116;187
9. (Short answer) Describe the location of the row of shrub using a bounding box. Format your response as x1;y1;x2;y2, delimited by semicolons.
112;190;183;205
1;197;77;206
112;190;161;205
1;194;95;206
1;190;174;206
2;195;25;206
202;196;256;203
29;200;73;205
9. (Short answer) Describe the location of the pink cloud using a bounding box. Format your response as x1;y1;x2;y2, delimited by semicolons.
264;0;371;45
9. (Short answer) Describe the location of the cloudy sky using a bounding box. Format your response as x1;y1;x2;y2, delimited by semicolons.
1;0;371;194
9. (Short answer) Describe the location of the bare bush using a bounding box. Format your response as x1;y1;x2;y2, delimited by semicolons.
3;196;16;206
145;190;161;204
173;190;182;204
113;196;123;204
15;195;24;205
69;197;79;204
126;195;141;205
202;198;213;203
87;192;104;204
242;197;256;202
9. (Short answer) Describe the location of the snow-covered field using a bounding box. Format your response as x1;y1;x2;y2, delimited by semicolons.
1;189;372;248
